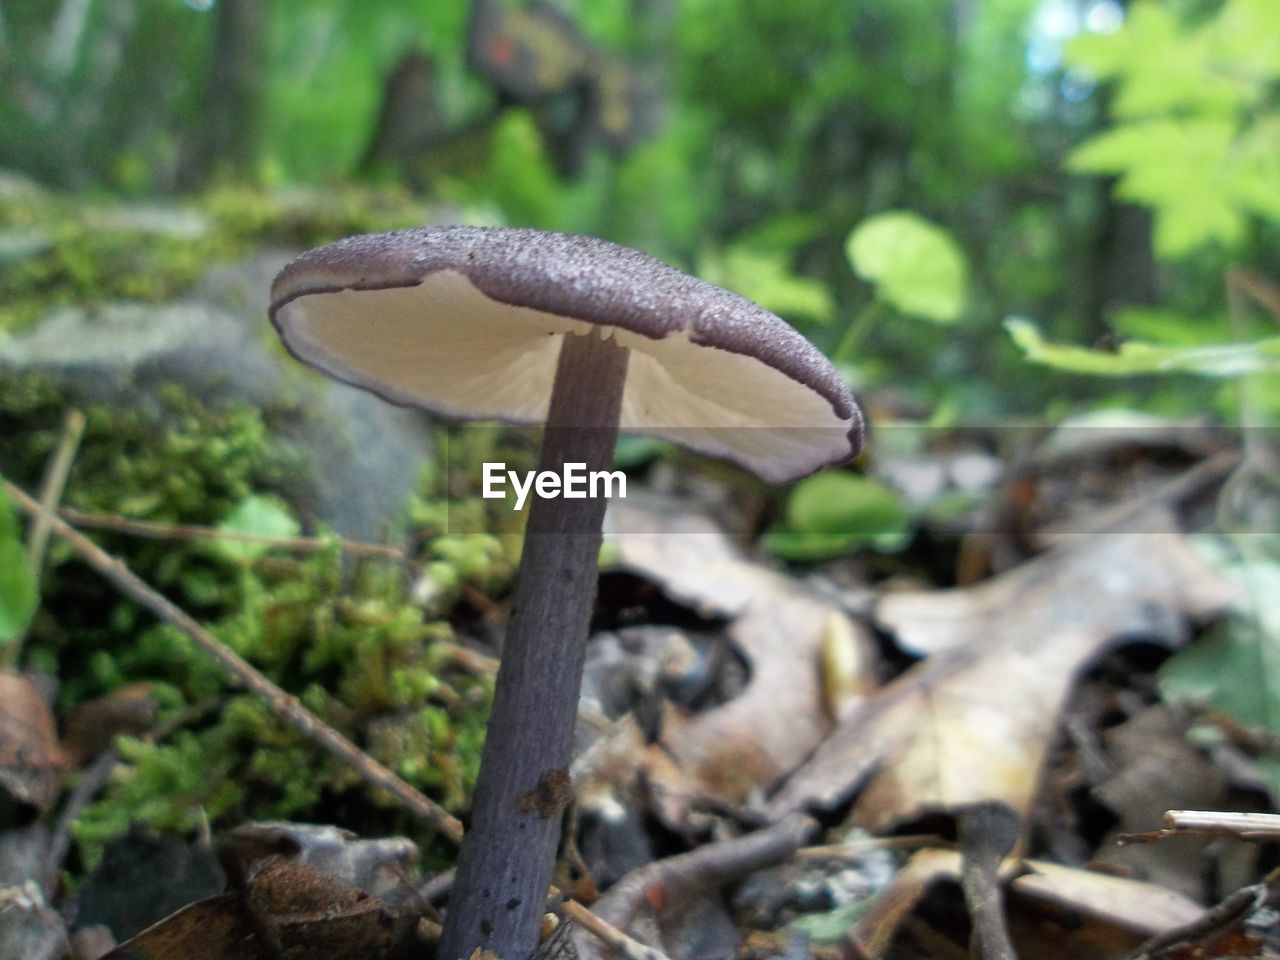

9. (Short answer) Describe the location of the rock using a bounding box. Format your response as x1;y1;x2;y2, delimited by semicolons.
74;827;224;942
0;825;67;960
0;252;432;542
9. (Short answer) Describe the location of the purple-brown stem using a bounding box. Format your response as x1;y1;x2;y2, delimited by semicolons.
438;329;630;960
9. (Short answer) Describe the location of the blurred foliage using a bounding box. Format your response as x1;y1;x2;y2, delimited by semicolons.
1006;316;1280;376
1010;0;1280;420
846;212;969;325
766;471;911;561
1160;536;1280;792
0;182;430;334
1065;0;1280;258
0;482;38;647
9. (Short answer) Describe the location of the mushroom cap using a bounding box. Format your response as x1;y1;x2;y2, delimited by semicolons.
269;227;864;483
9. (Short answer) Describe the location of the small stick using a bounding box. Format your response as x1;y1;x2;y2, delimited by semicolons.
563;899;672;960
1165;810;1280;841
1125;867;1280;960
435;641;500;675
1119;810;1280;845
4;479;464;844
55;506;407;560
3;409;85;668
29;410;86;572
592;813;818;929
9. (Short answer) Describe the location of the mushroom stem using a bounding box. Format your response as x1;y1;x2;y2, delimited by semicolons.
439;328;630;960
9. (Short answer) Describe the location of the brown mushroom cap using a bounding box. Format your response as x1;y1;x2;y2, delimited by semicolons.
270;227;864;482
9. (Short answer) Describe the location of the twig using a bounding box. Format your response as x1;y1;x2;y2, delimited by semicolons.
4;479;464;844
1125;866;1280;960
435;640;500;675
1121;810;1280;845
417;867;456;905
3;409;85;669
55;506;408;560
563;899;673;960
29;410;85;572
44;750;118;893
591;813;818;930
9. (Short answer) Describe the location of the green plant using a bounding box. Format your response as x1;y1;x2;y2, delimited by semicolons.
1007;0;1280;393
833;211;970;363
0;482;38;652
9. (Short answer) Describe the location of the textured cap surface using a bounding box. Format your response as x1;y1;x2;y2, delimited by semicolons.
270;227;864;482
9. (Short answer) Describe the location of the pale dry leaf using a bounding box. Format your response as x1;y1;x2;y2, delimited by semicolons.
607;498;876;804
1010;859;1205;938
765;508;1239;832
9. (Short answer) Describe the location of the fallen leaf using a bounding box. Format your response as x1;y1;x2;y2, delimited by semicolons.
848;850;1204;959
61;682;158;766
765;508;1238;833
1010;859;1205;937
1088;706;1238;900
99;857;426;960
219;822;417;901
607;497;877;804
0;670;65;813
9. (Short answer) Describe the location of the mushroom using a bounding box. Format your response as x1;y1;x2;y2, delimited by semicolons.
269;226;865;960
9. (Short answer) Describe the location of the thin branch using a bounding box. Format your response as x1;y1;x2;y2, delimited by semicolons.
55;506;408;560
563;899;673;960
3;409;84;669
591;813;818;930
1165;809;1280;840
4;479;464;845
1125;867;1280;960
1120;810;1280;845
29;409;85;572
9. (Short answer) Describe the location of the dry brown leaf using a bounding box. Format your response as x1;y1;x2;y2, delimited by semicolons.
607;498;876;804
0;670;66;813
61;682;158;766
849;850;1204;959
764;508;1238;833
661;601;861;804
99;857;425;960
1010;860;1205;937
1089;706;1242;901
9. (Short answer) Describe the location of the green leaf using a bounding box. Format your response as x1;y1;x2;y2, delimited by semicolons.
211;495;301;564
1110;307;1231;347
1005;318;1280;377
766;471;911;560
0;482;38;646
1064;0;1280;259
1159;539;1280;788
845;211;968;323
613;435;667;470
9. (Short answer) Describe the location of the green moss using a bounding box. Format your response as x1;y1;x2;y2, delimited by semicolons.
2;376;513;871
0;183;430;335
0;186;541;872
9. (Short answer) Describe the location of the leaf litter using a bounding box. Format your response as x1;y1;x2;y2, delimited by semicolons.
7;430;1280;960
